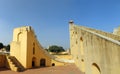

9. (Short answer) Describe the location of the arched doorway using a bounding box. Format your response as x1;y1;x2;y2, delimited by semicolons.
32;61;35;67
92;63;101;74
40;59;46;67
32;57;36;67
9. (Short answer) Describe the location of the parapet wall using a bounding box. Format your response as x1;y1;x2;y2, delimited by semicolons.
76;25;120;41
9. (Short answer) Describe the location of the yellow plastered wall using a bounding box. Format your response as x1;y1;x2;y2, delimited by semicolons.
53;54;72;60
10;26;65;69
26;27;51;68
51;60;65;66
10;27;28;68
10;26;52;68
69;23;120;74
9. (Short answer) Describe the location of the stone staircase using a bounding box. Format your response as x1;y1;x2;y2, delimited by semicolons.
7;56;25;72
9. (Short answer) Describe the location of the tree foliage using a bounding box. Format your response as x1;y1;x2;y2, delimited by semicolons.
4;45;10;52
48;45;65;53
0;42;10;52
0;43;4;49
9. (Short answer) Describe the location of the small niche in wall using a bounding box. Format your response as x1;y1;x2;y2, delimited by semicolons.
81;59;84;62
33;42;35;55
75;32;77;34
33;42;35;46
76;41;78;44
76;56;79;59
80;37;84;55
73;32;74;34
80;37;83;41
33;47;35;55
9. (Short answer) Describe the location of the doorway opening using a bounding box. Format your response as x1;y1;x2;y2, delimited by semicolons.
32;57;36;67
40;59;46;67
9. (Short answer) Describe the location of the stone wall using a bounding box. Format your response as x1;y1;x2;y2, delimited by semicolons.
70;23;120;74
0;55;6;68
10;26;66;69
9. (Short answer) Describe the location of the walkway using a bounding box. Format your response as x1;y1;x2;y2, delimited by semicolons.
0;64;84;74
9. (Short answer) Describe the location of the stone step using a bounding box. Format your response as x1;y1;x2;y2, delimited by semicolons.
7;56;25;72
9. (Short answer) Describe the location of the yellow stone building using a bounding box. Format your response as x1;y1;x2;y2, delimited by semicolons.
69;21;120;74
10;26;53;68
0;26;73;72
1;21;120;74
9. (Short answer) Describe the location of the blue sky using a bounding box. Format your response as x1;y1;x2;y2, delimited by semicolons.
0;0;120;49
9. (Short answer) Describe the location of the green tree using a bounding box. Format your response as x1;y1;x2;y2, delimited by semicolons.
44;48;48;51
0;43;4;49
5;45;10;52
48;45;65;53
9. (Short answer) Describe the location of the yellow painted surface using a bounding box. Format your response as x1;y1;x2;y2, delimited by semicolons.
51;60;65;66
9;26;66;70
92;64;100;74
53;54;72;60
51;54;73;66
69;21;120;74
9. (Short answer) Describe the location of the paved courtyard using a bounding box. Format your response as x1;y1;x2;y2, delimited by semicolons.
0;64;84;74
